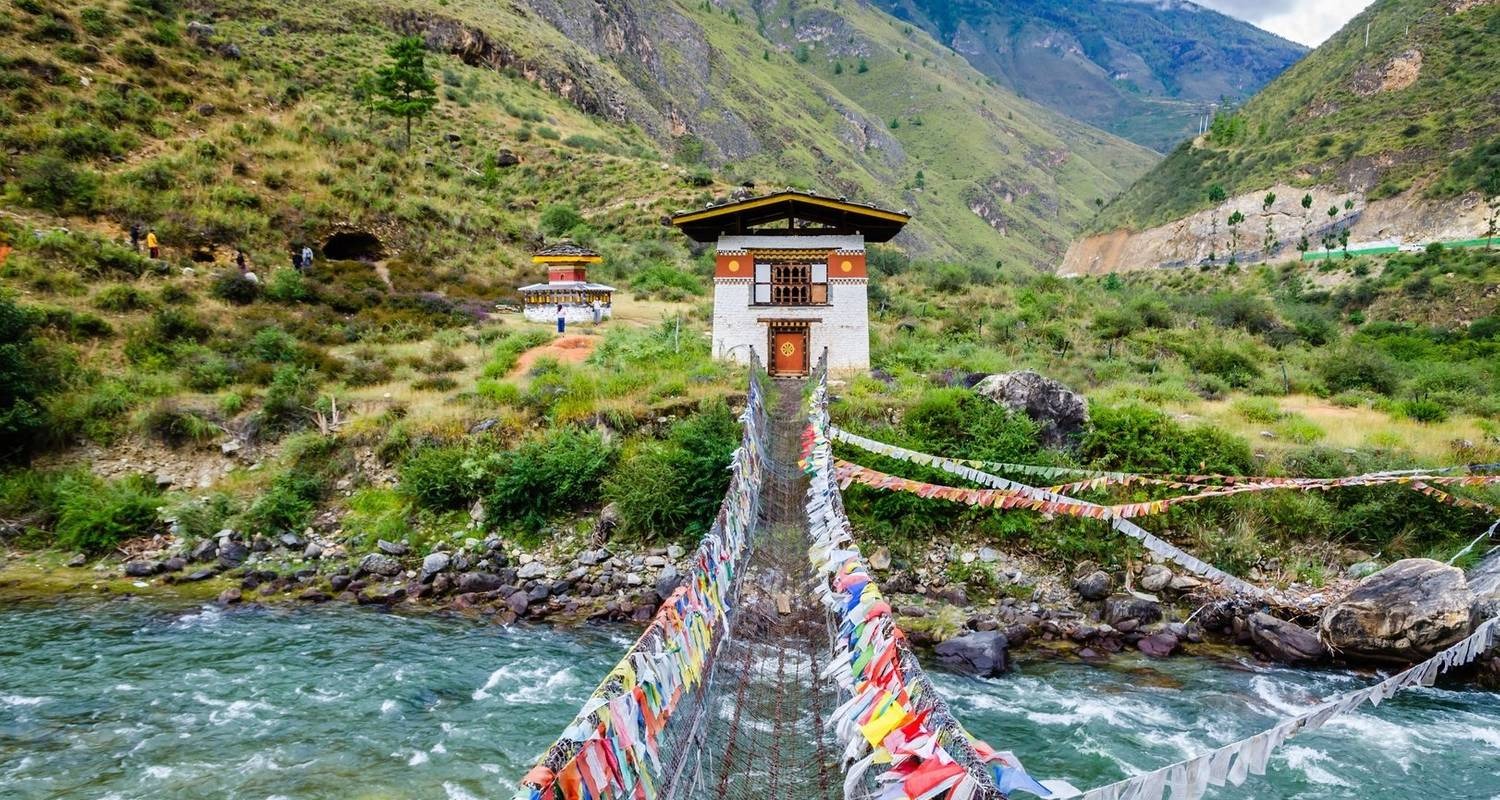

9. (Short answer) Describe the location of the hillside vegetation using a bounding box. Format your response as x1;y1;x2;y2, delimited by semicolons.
1091;0;1500;233
874;0;1306;152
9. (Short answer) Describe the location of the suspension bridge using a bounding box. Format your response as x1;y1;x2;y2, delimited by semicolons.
511;355;1498;800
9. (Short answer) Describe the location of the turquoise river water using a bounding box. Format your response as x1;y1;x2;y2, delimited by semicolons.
1;599;1497;799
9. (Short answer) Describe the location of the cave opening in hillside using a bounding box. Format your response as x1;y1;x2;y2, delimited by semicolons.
322;231;384;262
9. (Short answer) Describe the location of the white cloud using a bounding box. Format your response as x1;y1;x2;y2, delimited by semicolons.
1192;0;1377;46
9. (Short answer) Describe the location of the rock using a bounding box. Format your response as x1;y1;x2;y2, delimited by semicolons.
299;589;331;603
625;573;644;587
1168;575;1203;592
66;553;88;568
161;557;187;573
377;539;409;556
1138;564;1173;593
1103;594;1163;628
303;542;323;560
1320;558;1473;662
123;561;156;578
667;544;685;560
457;572;503;593
577;548;609;566
217;542;249;568
186;20;215;39
506;590;530;615
329;575;352;592
868;547;892;571
517;561;548;580
1114;618;1139;633
527;584;550;603
195;103;217;117
655;566;684;601
1073;570;1112;601
978;547;999;563
250;534;270;553
421;552;451;578
644;555;668;568
1469;548;1500;620
358;553;403;578
280;532;305;549
217;588;242;605
1137;632;1180;658
189;539;219;562
1347;561;1383;580
933;630;1009;677
218;42;242;59
1248;613;1326;664
971;370;1089;448
495;150;520;167
960;551;976;564
183;569;216;582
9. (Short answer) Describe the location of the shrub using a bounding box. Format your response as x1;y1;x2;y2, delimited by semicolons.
539;203;584;237
53;473;161;553
242;469;321;533
15;154;101;215
485;427;616;532
1;293;66;459
93;284;154;311
264;269;310;303
606;400;740;540
137;401;219;446
632;264;703;297
1318;347;1400;395
343;488;414;550
481;329;552;377
1397;398;1448;424
1082;403;1253;474
1187;344;1260;388
1273;414;1325;444
1232;396;1283;424
400;441;503;510
903;389;1041;461
161;492;238;543
258;365;318;434
211;271;261;305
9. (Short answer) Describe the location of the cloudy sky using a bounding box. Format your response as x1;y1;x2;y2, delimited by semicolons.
1192;0;1377;46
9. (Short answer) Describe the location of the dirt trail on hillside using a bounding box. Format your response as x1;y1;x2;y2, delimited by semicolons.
508;335;599;377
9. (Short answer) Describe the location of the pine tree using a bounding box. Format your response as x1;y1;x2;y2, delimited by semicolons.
375;36;438;149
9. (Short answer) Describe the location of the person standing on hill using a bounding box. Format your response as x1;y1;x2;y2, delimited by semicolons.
236;249;248;273
146;229;159;259
556;303;566;334
129;223;143;252
290;245;302;272
301;245;314;271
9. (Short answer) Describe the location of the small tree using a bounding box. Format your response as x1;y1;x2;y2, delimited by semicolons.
374;36;438;148
1262;192;1277;254
1325;205;1339;261
353;72;380;126
1227;210;1246;264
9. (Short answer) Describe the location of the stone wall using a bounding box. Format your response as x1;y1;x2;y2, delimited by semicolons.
523;303;612;325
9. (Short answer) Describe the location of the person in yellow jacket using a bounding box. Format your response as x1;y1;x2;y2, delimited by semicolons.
146;229;159;259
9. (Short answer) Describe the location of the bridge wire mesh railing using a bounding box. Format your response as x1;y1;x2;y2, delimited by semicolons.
515;358;772;800
804;353;1010;800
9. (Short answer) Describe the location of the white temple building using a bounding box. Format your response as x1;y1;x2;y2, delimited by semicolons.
518;241;615;325
671;191;909;376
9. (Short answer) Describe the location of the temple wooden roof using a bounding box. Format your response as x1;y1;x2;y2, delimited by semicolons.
670;190;910;243
533;241;602;263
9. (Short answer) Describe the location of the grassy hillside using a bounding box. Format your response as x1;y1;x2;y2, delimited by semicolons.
874;0;1306;152
1092;0;1500;232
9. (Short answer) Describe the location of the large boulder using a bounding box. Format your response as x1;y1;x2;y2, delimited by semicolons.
1103;594;1162;629
1468;548;1500;620
1320;558;1473;663
934;630;1009;677
1072;570;1112;601
971;370;1089;447
1248;613;1326;664
358;553;403;578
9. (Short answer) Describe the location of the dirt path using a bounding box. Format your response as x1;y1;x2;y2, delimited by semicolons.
508;334;599;377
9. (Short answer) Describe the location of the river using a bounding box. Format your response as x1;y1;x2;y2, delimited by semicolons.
2;600;1497;799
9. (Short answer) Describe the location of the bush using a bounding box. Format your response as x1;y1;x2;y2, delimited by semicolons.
1273;414;1325;444
632;264;703;297
539;203;584;237
903;389;1041;462
400;441;503;510
53;473;161;553
1082;403;1253;474
1;293;67;459
15;154;101;215
606;400;740;540
264;269;310;303
137;401;219;446
1318;347;1400;395
94;284;154;311
1397;398;1448;423
258;365;318;434
1187;344;1260;388
485;427;616;532
1232;396;1283;424
343;488;415;550
211;271;261;305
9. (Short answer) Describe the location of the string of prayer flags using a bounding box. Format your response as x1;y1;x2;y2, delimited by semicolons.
805;366;1055;800
1052;617;1498;800
826;428;1266;598
515;368;772;800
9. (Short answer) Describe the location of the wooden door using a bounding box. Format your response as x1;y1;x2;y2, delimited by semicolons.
771;327;808;376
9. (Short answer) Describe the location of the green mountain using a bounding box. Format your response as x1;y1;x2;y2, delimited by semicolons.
1089;0;1500;235
871;0;1307;152
0;0;1155;271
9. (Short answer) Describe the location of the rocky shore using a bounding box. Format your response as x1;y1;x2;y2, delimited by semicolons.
6;522;1497;685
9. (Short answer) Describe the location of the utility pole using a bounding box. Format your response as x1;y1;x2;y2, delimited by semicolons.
1365;22;1371;48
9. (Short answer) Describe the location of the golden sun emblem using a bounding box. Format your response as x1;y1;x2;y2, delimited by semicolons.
779;341;797;357
840;260;854;273
727;259;741;273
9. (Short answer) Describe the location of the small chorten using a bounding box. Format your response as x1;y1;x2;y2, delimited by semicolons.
518;241;615;325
